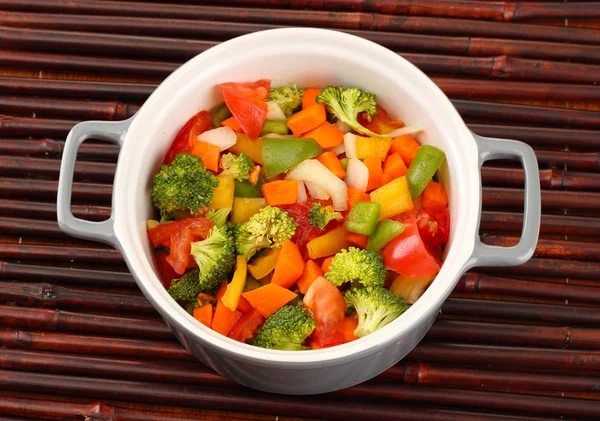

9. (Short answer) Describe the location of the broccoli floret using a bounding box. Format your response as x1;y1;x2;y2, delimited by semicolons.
252;305;316;349
167;269;201;301
308;203;342;230
267;85;304;118
220;152;253;181
316;86;385;138
206;207;231;229
344;287;409;337
190;226;236;294
152;153;219;220
325;247;386;288
233;206;297;260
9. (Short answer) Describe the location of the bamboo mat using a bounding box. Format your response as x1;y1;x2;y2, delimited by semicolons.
1;1;600;420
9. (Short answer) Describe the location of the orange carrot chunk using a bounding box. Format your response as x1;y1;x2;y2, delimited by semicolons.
383;152;408;180
390;135;420;167
347;187;370;212
261;180;299;206
321;256;335;273
363;155;383;192
221;116;243;133
317;151;346;178
193;303;214;328
190;140;220;172
215;281;228;302
302;88;322;109
287;103;326;137
296;259;324;294
343;314;359;343
271;240;305;289
242;283;298;318
346;232;368;249
303;122;344;150
212;300;242;336
422;180;449;211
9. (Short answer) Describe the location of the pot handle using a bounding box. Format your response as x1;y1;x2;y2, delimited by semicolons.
469;132;541;268
57;117;134;248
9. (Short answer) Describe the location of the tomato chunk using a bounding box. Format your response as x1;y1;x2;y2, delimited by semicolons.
357;105;403;135
219;79;270;139
163;110;213;165
228;309;264;343
303;276;346;348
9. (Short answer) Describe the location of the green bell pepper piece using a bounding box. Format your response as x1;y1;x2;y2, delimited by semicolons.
367;220;405;252
262;137;322;178
211;103;232;128
234;175;265;198
340;157;349;171
344;201;381;236
406;145;446;199
260;120;290;136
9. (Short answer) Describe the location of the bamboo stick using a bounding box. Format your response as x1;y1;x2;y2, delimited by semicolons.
0;305;171;339
480;211;600;236
481;257;600;280
0;138;119;161
456;273;600;304
533;150;599;171
0;243;122;264
481;167;600;191
0;199;110;221
0;217;67;239
0;76;156;100
0;116;77;138
0;156;116;182
0;177;111;202
483;187;600;212
483;235;600;261
0;261;135;288
0;282;154;313
0;96;140;120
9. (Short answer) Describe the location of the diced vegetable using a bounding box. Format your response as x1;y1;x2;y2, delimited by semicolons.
340;157;349;171
163;110;212;166
236;295;253;313
343;133;360;159
247;247;280;280
390;135;420;166
198;126;237;151
242;283;298;318
190;140;220;172
212;300;243;336
209;174;235;210
221;116;243;133
285;159;348;211
296;180;308;204
232;197;266;224
383;152;408;180
343;314;359;343
358;105;404;135
266;102;287;121
302;88;321;109
328;141;346;156
302;121;344;150
344;201;381;236
287;103;327;137
345;158;369;192
261;180;299;206
260;120;290;136
219;79;270;139
229;133;264;165
267;85;303;117
262;137;322;178
346;232;369;249
222;255;248;311
367;219;405;252
317;152;346;179
390;274;436;304
307;226;352;259
228;309;264;342
387;126;422;138
215;280;228;301
370;176;413;220
355;137;392;161
211;103;232;128
303;276;346;348
304;181;330;200
234;178;263;198
321;256;334;273
271;240;305;289
363;155;383;192
244;276;262;292
347;187;370;212
422;180;449;211
406;145;446;198
296;259;323;294
193;303;214;327
146;219;160;230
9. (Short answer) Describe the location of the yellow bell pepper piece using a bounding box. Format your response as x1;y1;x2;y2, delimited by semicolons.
222;255;247;311
232;197;266;224
209;174;235;210
370;176;413;220
356;137;392;161
229;133;264;165
146;219;159;230
390;274;436;305
247;247;281;280
307;226;352;260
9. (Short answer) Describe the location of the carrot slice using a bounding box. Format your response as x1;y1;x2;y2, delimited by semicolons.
261;180;299;206
363;155;383;192
343;314;359;343
242;283;298;318
190;140;220;171
347;187;370;212
302;88;321;109
271;240;305;289
303;122;344;150
390;135;420;167
193;303;214;328
215;281;228;301
321;256;335;273
346;232;368;249
212;300;242;336
422;180;449;211
296;259;324;294
383;152;408;180
317;151;346;178
287;103;326;137
221;116;243;133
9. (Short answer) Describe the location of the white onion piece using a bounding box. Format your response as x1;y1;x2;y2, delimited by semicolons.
296;180;308;204
327;142;345;156
386;126;422;138
262;133;293;139
198;126;236;151
265;102;287;121
286;160;348;210
343;133;360;159
333;119;352;134
345;158;369;192
304;181;330;200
